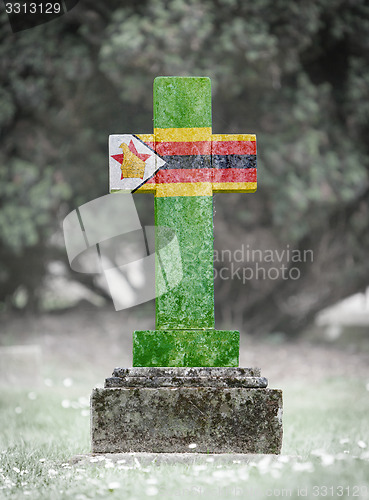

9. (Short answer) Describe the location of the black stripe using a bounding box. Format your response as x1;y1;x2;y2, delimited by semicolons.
131;135;162;193
160;155;257;170
161;155;211;169
212;155;257;169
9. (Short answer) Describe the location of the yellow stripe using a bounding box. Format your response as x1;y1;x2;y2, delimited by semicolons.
154;127;212;143
156;182;212;197
212;134;256;142
213;182;257;193
135;183;156;193
136;134;154;144
136;181;257;194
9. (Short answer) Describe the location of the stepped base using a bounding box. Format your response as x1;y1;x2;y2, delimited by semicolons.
91;368;283;454
133;330;239;367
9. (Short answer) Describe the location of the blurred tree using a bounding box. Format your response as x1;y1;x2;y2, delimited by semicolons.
0;0;368;334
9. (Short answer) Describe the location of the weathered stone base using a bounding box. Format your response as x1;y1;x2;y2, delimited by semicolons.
91;368;283;454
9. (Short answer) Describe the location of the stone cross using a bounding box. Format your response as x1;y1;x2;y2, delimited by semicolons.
110;76;257;367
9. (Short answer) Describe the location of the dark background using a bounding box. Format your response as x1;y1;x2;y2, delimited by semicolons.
1;0;369;336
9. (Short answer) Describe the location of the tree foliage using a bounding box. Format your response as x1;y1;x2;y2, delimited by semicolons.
0;0;369;333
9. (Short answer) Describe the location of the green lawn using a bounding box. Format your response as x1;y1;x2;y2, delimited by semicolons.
1;377;368;499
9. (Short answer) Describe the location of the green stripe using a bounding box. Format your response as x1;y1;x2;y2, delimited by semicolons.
154;77;212;129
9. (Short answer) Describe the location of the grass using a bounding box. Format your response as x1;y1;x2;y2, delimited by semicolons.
0;377;369;499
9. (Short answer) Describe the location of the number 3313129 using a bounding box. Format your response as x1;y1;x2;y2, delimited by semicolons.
5;3;62;14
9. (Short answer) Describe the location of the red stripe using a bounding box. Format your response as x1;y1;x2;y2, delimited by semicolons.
155;169;212;183
212;141;256;155
155;142;211;156
147;168;257;184
154;141;256;156
213;168;257;183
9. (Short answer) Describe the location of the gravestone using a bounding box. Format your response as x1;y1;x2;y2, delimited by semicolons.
91;76;283;453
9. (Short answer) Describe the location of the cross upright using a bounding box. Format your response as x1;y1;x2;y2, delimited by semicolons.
109;76;257;367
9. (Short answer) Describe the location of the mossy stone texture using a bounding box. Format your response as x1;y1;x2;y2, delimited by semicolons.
105;366;267;388
91;385;283;454
154;76;212;129
91;77;282;455
133;330;239;367
133;77;239;367
155;195;214;330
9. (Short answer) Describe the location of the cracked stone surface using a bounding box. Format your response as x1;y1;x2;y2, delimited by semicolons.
91;384;283;454
106;367;267;388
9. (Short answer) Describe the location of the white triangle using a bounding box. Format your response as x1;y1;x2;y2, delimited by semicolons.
109;134;166;193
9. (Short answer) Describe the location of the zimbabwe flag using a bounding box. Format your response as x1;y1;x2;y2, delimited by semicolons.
110;77;257;196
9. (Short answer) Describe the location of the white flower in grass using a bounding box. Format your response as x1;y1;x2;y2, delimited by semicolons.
339;438;349;445
61;400;70;409
206;457;214;463
358;440;367;449
24;491;31;496
81;410;89;417
188;443;197;449
63;378;73;387
116;459;126;464
256;455;272;473
27;392;37;400
146;486;159;496
272;461;283;470
193;464;207;472
335;453;349;460
39;459;46;463
108;482;121;491
271;468;281;479
78;396;89;407
311;449;325;457
321;454;335;467
146;477;158;485
89;458;99;463
13;467;20;473
15;407;22;414
238;468;249;481
48;469;58;477
292;462;314;472
104;462;114;469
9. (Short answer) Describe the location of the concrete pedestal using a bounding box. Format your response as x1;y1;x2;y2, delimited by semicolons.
91;368;283;454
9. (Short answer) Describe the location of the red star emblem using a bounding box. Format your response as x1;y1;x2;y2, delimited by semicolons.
111;140;151;167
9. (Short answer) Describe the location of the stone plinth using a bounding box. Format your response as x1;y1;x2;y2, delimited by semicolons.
133;331;240;367
91;368;283;454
